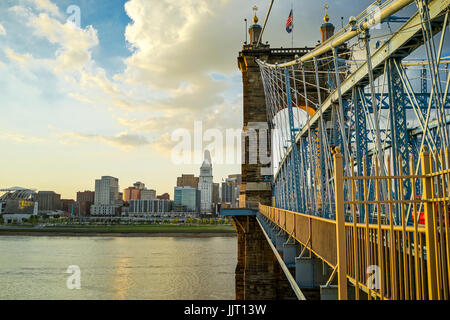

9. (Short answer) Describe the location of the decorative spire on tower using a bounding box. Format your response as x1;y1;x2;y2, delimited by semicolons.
248;5;262;45
323;4;330;23
252;5;259;24
320;4;334;43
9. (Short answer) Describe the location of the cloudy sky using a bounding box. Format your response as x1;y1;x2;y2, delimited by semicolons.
0;0;437;199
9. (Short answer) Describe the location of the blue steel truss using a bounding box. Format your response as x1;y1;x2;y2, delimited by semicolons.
388;58;411;224
256;0;450;227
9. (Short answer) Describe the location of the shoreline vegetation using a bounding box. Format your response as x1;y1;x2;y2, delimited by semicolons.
0;224;237;237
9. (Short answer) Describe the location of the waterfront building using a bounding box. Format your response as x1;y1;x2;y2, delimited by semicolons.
123;183;156;202
0;188;38;222
128;199;173;216
94;176;120;205
90;205;121;216
221;174;241;208
76;190;94;216
140;189;156;200
61;199;75;213
91;176;121;216
3;200;36;215
174;186;200;213
221;181;234;204
2;201;38;223
123;186;141;202
213;183;219;203
0;188;36;214
76;190;95;202
35;191;61;212
212;183;220;212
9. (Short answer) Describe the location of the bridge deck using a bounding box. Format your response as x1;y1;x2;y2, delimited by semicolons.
258;148;450;300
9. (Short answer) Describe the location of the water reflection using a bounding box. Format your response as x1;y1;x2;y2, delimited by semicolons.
0;236;236;300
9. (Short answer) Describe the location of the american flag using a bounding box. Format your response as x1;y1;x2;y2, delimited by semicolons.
286;9;293;33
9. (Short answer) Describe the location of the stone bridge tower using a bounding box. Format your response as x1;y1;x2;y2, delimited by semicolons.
228;8;335;300
237;12;314;210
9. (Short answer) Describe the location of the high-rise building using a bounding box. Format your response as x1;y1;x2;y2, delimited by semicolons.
91;176;121;216
174;186;200;213
77;191;95;203
212;182;220;215
123;186;141;202
176;174;199;189
221;174;241;208
35;191;61;212
123;182;155;202
94;176;120;205
76;190;95;216
133;181;145;190
212;183;219;205
140;189;156;200
199;150;213;213
221;181;234;203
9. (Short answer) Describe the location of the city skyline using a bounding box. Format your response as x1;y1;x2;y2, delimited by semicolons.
0;155;239;201
0;0;424;199
1;157;240;205
1;0;449;303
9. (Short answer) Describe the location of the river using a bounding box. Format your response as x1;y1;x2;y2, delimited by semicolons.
0;235;236;300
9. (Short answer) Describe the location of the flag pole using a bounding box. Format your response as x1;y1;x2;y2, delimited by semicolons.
291;3;294;48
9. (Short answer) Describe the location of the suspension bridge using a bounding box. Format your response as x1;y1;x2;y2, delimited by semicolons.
221;0;450;300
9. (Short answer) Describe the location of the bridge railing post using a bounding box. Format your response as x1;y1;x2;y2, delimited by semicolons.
333;147;348;300
420;147;438;299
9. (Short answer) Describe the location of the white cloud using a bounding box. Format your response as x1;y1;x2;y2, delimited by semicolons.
2;0;245;154
4;48;32;65
0;132;46;144
0;23;6;36
58;131;151;149
120;0;238;91
68;92;94;105
26;0;62;18
97;0;245;152
30;13;98;71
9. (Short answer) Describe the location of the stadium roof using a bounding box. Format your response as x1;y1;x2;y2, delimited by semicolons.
0;187;36;201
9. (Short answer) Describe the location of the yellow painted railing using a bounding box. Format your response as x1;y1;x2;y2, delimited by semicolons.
259;204;338;267
260;146;450;300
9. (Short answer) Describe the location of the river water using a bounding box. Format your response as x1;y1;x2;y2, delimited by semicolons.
0;235;237;300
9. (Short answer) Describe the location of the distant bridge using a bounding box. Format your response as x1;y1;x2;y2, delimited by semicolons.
222;0;450;300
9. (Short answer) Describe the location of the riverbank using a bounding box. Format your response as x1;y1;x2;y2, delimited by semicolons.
0;224;237;237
